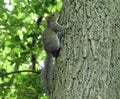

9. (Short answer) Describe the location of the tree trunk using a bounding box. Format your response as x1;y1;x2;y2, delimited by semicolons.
50;0;120;99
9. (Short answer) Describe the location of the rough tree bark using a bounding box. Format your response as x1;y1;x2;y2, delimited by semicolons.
50;0;120;99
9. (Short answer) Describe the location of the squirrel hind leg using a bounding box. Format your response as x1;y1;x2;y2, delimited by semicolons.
52;47;61;57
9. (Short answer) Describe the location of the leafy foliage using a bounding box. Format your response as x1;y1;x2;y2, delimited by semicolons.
0;0;62;98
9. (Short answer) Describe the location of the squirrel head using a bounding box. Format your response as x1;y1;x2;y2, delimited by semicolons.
46;12;59;22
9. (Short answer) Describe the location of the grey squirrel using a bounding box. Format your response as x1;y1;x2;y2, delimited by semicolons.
41;12;70;95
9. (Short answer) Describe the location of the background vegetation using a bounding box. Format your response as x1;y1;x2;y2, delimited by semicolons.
0;0;62;98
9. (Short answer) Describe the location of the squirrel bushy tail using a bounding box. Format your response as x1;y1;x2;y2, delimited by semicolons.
41;53;53;95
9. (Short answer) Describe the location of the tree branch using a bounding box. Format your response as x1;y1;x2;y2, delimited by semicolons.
1;70;40;77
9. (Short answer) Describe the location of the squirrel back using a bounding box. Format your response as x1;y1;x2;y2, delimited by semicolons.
42;28;60;56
